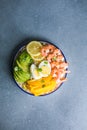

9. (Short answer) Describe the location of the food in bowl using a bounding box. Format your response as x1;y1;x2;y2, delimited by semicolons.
13;41;69;96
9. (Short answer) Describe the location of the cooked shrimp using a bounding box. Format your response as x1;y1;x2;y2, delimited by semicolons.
50;61;59;68
46;44;55;53
53;48;61;56
47;53;54;62
51;67;61;80
59;62;68;69
57;68;70;75
41;47;49;57
57;77;67;84
56;55;64;62
41;44;55;57
51;67;69;81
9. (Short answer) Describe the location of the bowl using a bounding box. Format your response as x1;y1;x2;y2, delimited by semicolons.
12;40;68;96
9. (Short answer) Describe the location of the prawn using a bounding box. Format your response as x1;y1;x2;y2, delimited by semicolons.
47;53;54;62
46;44;55;53
59;62;68;69
41;44;55;57
51;67;69;81
41;47;49;57
53;48;61;56
51;61;69;69
51;67;62;80
56;55;64;62
57;77;67;84
50;61;59;68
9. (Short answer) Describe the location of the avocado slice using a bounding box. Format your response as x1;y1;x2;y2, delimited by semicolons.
15;50;33;72
13;50;33;83
16;59;28;72
14;70;30;83
14;66;31;82
18;50;33;65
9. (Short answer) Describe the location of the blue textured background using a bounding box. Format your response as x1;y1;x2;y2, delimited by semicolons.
0;0;87;130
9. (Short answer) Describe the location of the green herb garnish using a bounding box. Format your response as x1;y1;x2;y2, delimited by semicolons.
52;56;57;61
41;79;45;83
37;68;42;72
44;61;48;64
42;84;46;88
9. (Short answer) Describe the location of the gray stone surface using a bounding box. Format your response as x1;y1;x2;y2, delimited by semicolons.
0;0;87;130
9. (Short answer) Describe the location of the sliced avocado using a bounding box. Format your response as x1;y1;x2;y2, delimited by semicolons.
14;72;24;83
14;65;30;82
18;69;30;79
14;70;25;81
18;50;33;65
13;50;33;83
20;71;30;80
15;50;33;72
14;70;29;82
16;59;28;72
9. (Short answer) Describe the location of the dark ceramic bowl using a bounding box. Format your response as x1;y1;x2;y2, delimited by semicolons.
12;40;68;96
